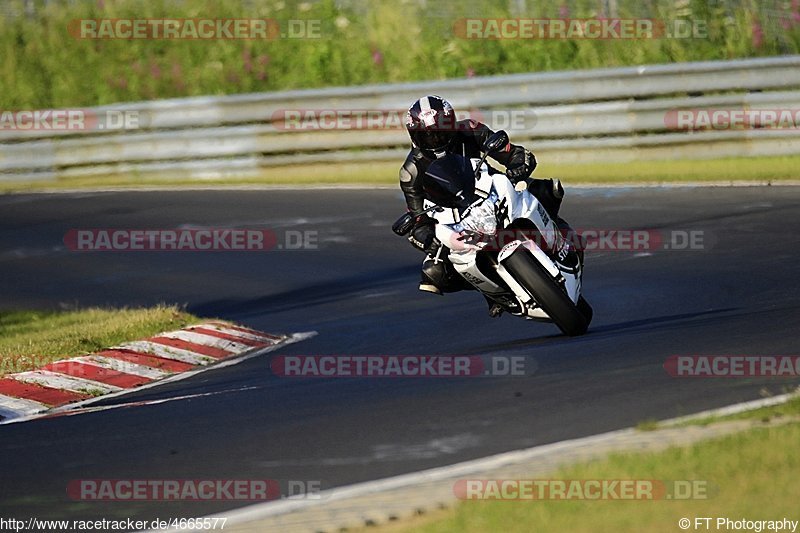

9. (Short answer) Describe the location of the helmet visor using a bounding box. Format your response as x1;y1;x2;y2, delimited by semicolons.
414;129;453;151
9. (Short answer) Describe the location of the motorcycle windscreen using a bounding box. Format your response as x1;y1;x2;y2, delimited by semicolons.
423;154;477;210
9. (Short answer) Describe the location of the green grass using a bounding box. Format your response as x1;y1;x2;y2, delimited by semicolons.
1;155;797;193
537;155;800;184
635;419;660;431
391;422;800;533
1;0;799;109
0;305;201;376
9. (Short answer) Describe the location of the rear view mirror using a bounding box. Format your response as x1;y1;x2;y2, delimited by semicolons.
482;130;509;153
392;212;416;236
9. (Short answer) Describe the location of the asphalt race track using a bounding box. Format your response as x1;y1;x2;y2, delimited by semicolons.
0;186;798;523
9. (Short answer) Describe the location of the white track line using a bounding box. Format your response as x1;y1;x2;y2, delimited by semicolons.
196;388;800;529
39;386;261;420
660;391;800;426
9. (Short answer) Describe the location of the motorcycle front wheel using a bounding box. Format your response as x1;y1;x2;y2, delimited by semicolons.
502;247;590;336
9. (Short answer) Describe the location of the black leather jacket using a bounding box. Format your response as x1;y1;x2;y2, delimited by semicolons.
399;119;535;216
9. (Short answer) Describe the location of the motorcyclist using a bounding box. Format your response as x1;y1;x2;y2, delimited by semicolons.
399;95;565;317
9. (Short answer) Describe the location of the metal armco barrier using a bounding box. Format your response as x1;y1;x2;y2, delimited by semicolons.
2;55;800;182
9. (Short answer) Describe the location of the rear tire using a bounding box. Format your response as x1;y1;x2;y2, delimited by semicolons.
502;248;589;336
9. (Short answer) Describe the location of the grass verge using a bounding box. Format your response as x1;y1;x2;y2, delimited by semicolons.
385;420;800;533
0;305;201;377
2;0;797;109
537;155;800;184
1;155;799;193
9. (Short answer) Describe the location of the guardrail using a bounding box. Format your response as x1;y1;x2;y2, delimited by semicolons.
2;55;800;182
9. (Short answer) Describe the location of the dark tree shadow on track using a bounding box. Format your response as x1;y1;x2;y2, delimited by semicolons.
474;307;740;353
641;202;798;230
190;265;418;318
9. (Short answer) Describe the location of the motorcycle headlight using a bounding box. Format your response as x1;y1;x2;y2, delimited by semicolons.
457;193;497;236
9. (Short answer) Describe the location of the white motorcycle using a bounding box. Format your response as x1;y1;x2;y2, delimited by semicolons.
393;131;592;336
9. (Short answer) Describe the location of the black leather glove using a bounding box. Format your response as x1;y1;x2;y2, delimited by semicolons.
505;149;536;183
407;214;439;254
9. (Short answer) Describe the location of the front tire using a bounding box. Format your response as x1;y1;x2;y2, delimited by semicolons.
577;296;593;324
502;248;589;336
